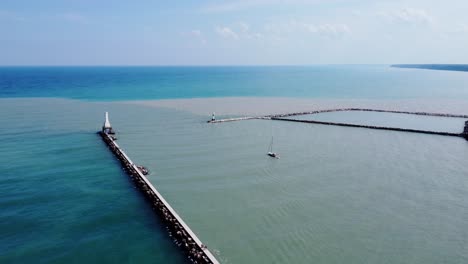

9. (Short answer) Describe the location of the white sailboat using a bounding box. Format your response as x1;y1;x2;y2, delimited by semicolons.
267;137;279;158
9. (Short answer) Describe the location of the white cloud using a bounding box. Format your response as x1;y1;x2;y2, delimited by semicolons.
307;23;351;36
235;22;263;39
238;22;250;33
378;8;433;25
190;30;202;37
248;32;264;39
265;20;351;38
182;29;207;44
351;10;362;17
452;24;468;34
442;24;468;36
215;26;239;40
214;23;264;40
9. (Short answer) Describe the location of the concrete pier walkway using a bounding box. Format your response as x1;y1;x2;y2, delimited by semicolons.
207;116;257;123
99;130;220;264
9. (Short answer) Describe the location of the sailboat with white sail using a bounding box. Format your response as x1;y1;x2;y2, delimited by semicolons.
267;137;279;158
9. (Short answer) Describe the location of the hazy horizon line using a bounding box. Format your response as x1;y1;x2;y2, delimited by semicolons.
2;63;465;67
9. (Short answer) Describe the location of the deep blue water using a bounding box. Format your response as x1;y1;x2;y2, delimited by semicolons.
0;100;186;263
1;65;468;100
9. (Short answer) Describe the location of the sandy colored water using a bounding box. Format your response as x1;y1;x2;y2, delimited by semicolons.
125;97;468;117
3;97;468;264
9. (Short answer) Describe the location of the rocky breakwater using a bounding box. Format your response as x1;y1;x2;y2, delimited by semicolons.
99;131;220;264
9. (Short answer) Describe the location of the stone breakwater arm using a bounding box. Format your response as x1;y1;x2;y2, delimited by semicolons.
99;131;220;264
207;108;468;123
268;108;468;119
271;118;464;138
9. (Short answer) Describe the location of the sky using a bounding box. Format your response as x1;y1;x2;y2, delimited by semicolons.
1;0;467;65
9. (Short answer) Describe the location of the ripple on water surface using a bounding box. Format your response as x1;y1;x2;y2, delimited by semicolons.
0;99;186;264
2;98;468;264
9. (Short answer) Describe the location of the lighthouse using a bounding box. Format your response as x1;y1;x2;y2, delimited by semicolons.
211;112;216;122
102;112;115;134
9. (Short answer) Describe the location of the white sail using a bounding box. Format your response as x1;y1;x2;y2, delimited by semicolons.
268;137;274;153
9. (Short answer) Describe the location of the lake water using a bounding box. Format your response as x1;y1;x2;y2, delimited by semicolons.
294;111;467;133
1;66;468;263
2;65;468;100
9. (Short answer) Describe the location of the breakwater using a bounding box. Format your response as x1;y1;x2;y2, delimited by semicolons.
208;108;468;139
208;108;468;123
271;117;464;138
268;108;468;119
99;129;219;264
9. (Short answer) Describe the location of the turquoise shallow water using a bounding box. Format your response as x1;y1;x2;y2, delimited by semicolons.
2;98;468;263
2;65;468;100
1;66;468;263
0;100;185;264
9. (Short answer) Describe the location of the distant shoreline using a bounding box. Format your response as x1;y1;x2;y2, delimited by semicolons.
392;64;468;72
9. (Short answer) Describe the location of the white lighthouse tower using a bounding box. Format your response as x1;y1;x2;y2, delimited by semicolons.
102;112;115;134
